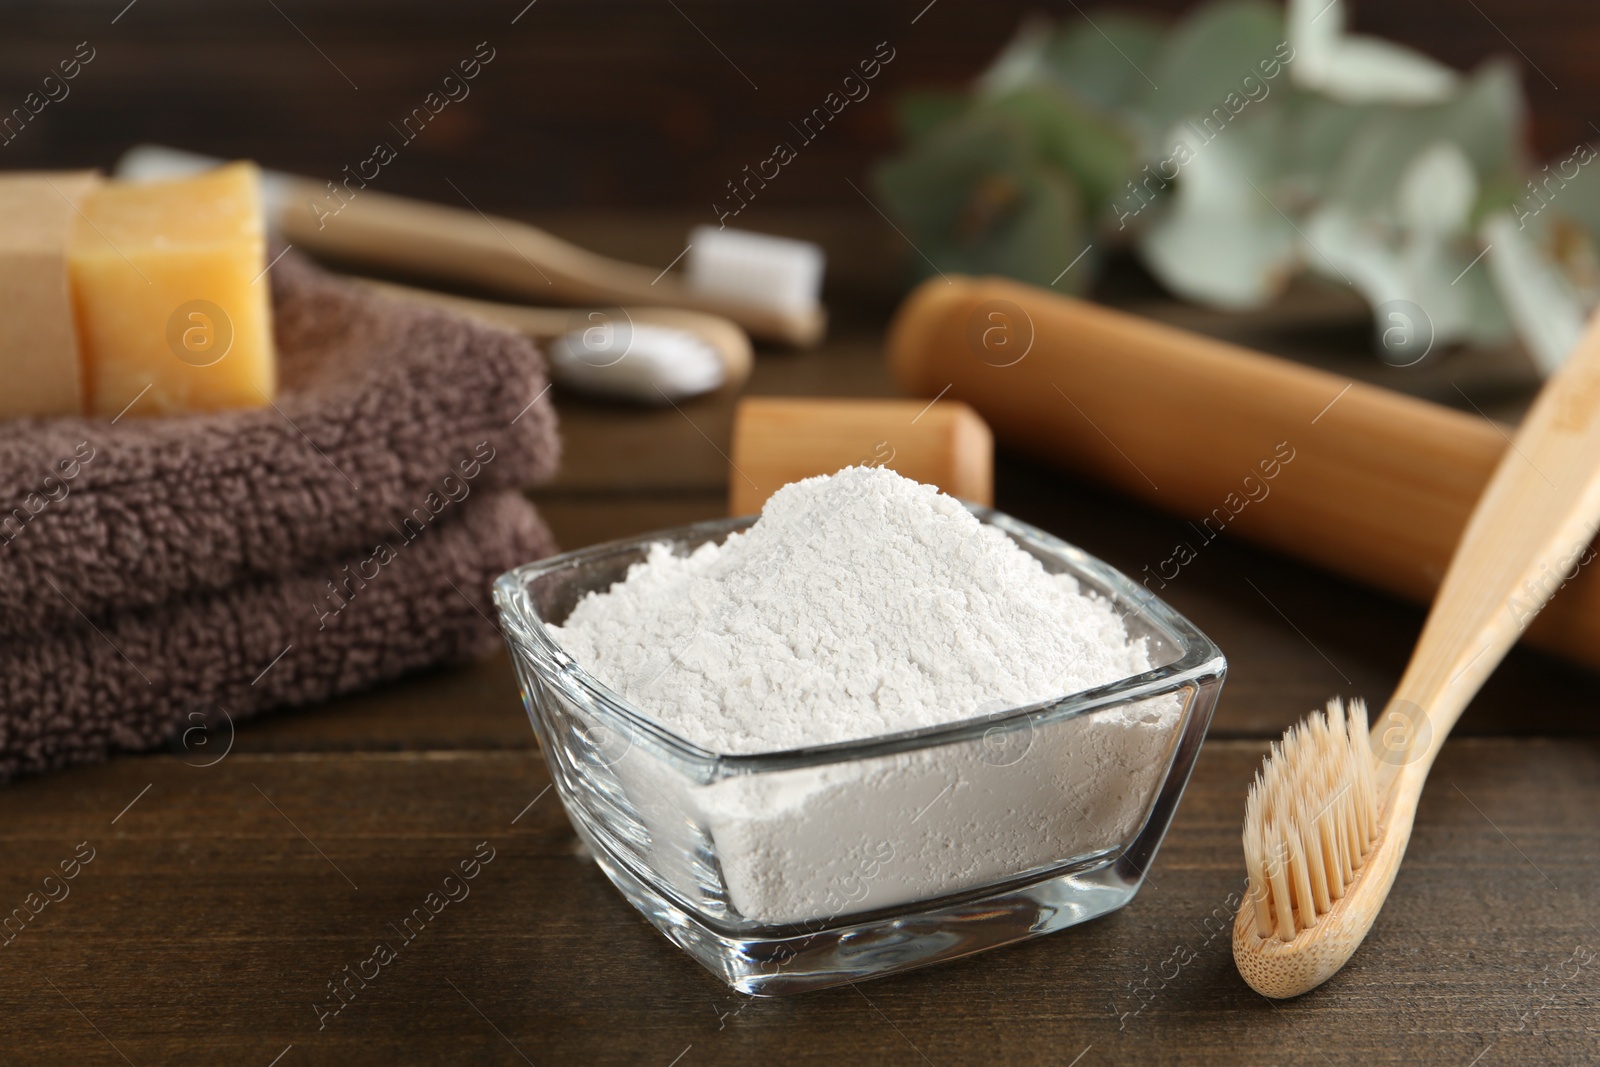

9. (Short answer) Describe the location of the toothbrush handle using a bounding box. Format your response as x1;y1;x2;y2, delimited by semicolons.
1389;307;1600;771
274;178;824;347
350;277;754;390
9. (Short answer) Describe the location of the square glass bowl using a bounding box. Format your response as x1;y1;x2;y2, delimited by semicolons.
493;506;1225;995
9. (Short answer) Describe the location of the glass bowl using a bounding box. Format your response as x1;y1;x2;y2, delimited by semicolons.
493;506;1225;995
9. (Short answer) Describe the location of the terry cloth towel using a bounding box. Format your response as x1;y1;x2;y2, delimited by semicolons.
0;251;560;781
0;250;560;635
0;492;547;780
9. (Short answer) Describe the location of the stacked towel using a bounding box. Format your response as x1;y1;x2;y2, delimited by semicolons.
0;252;561;780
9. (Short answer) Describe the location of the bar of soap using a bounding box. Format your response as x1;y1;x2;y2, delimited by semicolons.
0;171;99;420
69;161;274;418
728;396;994;516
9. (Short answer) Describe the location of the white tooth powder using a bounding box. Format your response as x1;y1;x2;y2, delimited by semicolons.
548;466;1185;925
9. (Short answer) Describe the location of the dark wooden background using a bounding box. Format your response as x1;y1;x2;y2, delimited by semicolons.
0;0;1593;214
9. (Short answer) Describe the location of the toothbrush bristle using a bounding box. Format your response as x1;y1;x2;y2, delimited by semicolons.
1241;698;1381;941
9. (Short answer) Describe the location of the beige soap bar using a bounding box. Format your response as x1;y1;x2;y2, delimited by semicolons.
69;161;275;418
0;171;100;419
728;396;994;515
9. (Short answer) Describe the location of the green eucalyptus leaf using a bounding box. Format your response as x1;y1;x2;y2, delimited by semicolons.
945;167;1086;290
874;0;1559;370
1143;0;1286;133
894;90;971;144
1043;11;1165;112
1276;92;1374;192
1395;141;1477;235
1472;169;1525;229
1533;143;1600;239
1301;207;1401;297
875;112;1032;236
1139;108;1298;308
1304;205;1511;351
872;110;1089;291
1398;235;1513;347
1289;0;1457;105
1482;211;1588;373
1323;61;1525;217
985;87;1137;215
976;14;1056;99
1434;60;1525;179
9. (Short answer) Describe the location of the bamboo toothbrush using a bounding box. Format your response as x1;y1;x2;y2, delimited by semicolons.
1234;306;1600;999
352;277;753;401
113;145;827;348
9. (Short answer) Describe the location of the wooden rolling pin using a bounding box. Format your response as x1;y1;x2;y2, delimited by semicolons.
887;275;1600;671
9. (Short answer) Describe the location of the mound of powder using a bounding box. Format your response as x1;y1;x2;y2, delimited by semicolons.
551;465;1150;753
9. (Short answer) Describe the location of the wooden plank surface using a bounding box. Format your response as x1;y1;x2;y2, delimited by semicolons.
0;740;1594;1066
2;207;1598;1064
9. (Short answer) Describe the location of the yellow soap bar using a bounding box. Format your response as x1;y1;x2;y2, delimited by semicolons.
69;161;275;418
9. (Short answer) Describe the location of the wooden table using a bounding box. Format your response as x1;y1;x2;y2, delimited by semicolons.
2;212;1597;1066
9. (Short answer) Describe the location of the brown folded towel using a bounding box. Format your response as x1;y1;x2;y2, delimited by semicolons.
0;250;559;636
0;252;562;780
0;491;551;780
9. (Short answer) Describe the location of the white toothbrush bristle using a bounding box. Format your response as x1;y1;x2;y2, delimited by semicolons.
114;144;222;182
1242;698;1380;942
685;225;824;317
547;324;724;402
